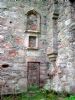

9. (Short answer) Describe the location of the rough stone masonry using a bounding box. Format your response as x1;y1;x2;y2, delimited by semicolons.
0;0;75;94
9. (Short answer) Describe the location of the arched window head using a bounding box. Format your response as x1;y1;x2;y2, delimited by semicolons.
26;10;40;33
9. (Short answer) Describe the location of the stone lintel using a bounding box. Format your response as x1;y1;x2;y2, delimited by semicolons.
26;57;40;62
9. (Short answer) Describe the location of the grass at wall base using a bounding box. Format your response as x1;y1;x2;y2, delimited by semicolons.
1;85;75;100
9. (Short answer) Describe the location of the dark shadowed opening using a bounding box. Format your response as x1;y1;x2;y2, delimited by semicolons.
69;0;75;3
1;64;9;68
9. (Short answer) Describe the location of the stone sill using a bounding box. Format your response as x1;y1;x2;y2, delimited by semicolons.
27;47;39;50
25;30;40;33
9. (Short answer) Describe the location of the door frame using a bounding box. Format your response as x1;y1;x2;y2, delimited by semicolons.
27;62;40;88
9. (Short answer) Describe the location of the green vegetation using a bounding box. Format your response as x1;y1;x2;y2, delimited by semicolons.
1;85;75;100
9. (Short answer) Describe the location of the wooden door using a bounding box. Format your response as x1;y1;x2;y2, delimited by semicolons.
27;62;40;87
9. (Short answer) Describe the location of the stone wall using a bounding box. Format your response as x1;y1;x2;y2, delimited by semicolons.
0;0;49;94
0;0;75;94
47;0;75;93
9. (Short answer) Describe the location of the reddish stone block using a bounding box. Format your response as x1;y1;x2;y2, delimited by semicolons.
15;36;23;44
3;43;12;49
8;50;17;57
